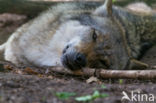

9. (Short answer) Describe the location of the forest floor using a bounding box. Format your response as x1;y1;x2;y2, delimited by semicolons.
0;10;156;103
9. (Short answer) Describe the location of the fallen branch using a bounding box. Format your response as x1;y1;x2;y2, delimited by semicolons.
1;61;156;79
49;67;156;79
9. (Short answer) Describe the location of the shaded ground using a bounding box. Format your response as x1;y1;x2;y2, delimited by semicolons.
0;7;156;103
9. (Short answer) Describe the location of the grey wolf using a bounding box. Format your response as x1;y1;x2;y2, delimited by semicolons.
0;0;156;70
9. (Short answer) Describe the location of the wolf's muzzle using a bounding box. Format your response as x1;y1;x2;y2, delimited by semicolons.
61;52;86;70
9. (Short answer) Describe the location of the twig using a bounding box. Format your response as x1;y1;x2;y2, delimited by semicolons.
50;67;156;79
1;61;156;79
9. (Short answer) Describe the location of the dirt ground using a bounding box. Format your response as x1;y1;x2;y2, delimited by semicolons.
0;10;156;103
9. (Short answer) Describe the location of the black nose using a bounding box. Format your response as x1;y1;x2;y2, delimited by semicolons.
61;52;86;70
74;53;86;66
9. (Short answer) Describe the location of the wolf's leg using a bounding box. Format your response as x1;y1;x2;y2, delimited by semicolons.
129;59;156;70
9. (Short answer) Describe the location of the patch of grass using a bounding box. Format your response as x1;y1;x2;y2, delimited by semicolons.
119;79;123;84
55;92;76;100
101;84;107;89
75;90;109;102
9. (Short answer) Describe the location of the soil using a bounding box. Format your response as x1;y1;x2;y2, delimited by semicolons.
0;12;156;103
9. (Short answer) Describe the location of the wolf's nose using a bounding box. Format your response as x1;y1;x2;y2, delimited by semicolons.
74;53;86;67
61;52;86;70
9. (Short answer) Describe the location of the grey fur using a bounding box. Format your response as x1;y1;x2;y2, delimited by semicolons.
0;1;156;70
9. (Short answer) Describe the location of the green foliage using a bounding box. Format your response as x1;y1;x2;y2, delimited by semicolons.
75;90;109;102
112;0;116;3
76;95;92;102
55;89;108;101
119;79;123;84
101;84;107;89
55;92;76;100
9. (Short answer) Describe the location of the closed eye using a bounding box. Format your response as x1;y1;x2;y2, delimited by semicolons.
92;30;97;41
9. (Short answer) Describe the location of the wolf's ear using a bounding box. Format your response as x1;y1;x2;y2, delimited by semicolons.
93;0;112;16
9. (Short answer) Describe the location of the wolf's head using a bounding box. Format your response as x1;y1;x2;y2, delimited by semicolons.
61;0;129;70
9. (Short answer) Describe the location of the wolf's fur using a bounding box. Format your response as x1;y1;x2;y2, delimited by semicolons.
0;43;6;53
1;3;99;67
0;1;156;70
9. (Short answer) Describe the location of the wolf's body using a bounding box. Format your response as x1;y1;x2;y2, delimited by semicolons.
0;3;99;67
0;1;156;70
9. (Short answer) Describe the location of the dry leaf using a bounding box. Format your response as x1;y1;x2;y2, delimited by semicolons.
4;65;13;70
47;75;53;79
72;69;83;75
37;74;44;78
86;76;99;84
24;67;38;75
14;69;23;75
